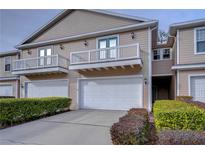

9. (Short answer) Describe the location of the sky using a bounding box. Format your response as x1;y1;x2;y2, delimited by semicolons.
1;9;205;52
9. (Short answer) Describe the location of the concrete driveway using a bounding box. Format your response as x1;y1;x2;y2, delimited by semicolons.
0;110;126;145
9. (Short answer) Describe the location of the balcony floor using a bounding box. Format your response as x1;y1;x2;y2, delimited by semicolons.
12;66;68;75
69;58;142;71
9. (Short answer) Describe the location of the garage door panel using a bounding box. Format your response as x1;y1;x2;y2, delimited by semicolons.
79;77;143;110
0;85;13;96
26;80;68;98
191;76;205;102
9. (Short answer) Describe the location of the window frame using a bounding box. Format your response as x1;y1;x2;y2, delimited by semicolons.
4;56;11;72
96;34;119;60
194;27;205;55
37;46;53;66
152;48;172;61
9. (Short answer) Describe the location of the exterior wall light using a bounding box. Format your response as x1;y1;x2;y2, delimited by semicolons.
20;83;24;88
60;44;64;50
27;50;32;55
144;78;148;85
84;40;88;46
131;32;136;40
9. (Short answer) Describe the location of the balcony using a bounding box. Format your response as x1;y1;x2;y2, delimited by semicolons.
12;54;69;75
69;43;142;71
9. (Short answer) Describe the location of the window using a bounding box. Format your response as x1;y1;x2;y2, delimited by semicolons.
196;28;205;53
38;47;52;66
98;36;118;60
163;49;171;59
153;50;161;60
153;48;171;60
4;56;11;72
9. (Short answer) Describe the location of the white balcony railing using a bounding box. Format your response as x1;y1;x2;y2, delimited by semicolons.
12;54;69;71
70;43;140;65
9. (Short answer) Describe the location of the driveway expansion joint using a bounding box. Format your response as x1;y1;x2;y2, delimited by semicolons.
40;120;111;128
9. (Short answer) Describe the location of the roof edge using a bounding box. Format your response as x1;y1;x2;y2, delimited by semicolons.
16;20;158;49
169;18;205;36
0;50;20;56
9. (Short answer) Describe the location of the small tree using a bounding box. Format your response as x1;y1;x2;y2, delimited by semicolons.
158;30;168;43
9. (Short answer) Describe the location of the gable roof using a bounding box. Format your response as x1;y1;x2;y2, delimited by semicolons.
169;18;205;36
17;9;152;46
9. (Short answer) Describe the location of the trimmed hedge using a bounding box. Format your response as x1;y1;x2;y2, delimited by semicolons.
110;108;149;145
0;97;71;128
157;130;205;145
153;100;205;131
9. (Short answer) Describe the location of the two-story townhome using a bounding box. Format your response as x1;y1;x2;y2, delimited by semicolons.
0;50;20;98
1;10;204;112
11;9;158;111
170;19;205;103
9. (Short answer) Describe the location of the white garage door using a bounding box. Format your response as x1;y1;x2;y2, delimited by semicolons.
26;80;68;98
79;77;143;110
191;76;205;102
0;85;13;96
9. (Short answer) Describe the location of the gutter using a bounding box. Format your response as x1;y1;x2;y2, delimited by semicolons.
172;63;205;70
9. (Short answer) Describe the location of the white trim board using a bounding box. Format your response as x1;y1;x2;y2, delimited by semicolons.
148;27;152;112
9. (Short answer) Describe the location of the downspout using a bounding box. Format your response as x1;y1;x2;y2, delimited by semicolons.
147;26;157;112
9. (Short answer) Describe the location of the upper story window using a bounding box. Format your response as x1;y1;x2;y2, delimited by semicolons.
4;56;11;72
153;50;160;60
38;47;52;66
195;28;205;54
153;48;171;61
97;35;118;60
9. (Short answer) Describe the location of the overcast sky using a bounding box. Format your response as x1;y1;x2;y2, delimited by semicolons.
1;9;205;52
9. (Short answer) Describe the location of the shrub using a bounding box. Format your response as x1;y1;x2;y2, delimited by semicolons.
153;100;205;131
110;108;149;145
127;108;148;120
176;96;193;102
0;97;71;128
157;130;205;145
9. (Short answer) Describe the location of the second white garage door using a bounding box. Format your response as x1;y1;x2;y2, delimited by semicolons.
79;76;143;110
0;85;13;96
190;76;205;102
25;80;68;98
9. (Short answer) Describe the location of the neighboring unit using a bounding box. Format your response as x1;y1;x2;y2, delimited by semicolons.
170;19;205;102
0;50;20;98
